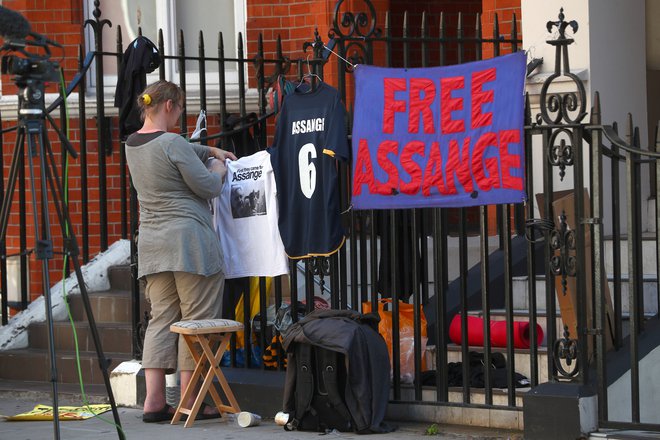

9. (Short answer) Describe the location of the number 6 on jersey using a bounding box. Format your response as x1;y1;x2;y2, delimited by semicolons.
298;142;317;199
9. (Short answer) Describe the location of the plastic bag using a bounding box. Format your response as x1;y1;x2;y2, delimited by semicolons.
273;302;306;338
273;296;329;338
190;109;207;141
362;299;427;383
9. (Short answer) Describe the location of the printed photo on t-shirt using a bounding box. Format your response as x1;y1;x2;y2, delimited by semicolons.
230;181;266;219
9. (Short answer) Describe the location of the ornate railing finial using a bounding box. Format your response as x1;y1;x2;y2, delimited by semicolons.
302;28;324;57
546;7;579;41
538;8;586;125
92;0;102;20
85;0;112;41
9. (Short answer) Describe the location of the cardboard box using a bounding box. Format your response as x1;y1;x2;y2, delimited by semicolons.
537;189;615;359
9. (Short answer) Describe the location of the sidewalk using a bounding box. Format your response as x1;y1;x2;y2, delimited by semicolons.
0;380;524;440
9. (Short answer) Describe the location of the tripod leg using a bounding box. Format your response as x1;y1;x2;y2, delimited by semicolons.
0;128;26;240
40;126;125;440
24;126;61;440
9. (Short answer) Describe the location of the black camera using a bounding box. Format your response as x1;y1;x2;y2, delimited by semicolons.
1;54;59;82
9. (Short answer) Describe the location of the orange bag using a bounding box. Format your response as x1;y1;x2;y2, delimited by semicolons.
362;299;428;383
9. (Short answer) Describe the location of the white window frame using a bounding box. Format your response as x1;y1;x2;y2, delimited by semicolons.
83;0;247;97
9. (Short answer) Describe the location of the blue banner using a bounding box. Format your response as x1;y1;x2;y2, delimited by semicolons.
351;52;526;210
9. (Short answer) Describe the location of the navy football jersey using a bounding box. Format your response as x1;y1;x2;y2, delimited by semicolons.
269;83;349;258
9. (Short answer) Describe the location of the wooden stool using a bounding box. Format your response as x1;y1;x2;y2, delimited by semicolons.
169;318;243;427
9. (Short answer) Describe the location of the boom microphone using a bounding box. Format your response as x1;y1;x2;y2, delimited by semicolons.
0;6;31;42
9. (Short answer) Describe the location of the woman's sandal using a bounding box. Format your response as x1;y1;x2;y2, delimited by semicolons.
193;402;222;420
142;404;175;423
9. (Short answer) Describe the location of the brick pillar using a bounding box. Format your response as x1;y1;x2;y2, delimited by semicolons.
482;0;521;59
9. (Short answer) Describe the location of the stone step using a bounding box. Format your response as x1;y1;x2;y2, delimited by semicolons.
604;237;658;275
392;385;524;430
28;321;133;354
511;276;659;316
107;265;134;292
426;344;552;385
66;289;147;324
399;383;526;409
0;347;132;384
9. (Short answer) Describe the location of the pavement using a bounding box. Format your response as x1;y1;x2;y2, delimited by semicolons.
0;380;524;440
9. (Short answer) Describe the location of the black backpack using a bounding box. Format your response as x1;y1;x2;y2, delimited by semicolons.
285;344;354;432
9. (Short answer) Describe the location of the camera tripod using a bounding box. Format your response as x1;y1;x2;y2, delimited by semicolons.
0;79;124;439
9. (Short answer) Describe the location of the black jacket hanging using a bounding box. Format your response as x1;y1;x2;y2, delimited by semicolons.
114;36;161;140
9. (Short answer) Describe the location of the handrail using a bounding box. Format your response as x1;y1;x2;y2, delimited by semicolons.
601;125;660;158
46;51;96;113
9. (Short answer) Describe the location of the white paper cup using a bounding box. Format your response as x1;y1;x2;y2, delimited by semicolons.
237;411;261;428
274;411;290;426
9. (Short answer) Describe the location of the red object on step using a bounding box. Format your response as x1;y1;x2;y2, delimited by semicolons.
448;314;544;349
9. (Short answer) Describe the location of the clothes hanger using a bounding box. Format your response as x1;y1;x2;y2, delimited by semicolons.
296;54;322;91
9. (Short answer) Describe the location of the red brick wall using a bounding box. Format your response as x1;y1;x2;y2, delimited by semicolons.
482;0;522;59
388;0;482;66
2;0;95;301
1;0;83;96
246;0;340;88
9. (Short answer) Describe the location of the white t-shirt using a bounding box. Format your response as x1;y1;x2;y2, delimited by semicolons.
212;150;289;278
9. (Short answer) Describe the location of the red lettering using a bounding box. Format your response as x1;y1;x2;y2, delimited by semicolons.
376;140;400;195
440;76;465;134
499;129;523;190
471;132;500;191
471;68;496;129
383;78;407;134
422;142;451;196
399;141;425;195
352;139;377;196
408;78;436;134
445;137;474;194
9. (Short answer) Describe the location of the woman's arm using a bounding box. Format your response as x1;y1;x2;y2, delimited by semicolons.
208;146;237;162
169;140;225;199
190;144;237;162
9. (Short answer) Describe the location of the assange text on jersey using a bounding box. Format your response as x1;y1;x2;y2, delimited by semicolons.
291;117;325;135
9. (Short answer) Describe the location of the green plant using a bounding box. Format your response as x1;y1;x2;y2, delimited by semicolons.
425;423;440;435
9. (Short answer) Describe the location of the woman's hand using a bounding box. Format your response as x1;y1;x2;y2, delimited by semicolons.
208;158;228;181
208;146;237;162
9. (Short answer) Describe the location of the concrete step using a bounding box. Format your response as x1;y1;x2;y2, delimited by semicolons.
604;237;658;275
66;289;147;324
28;321;133;354
426;344;552;385
393;385;524;429
511;276;659;316
399;383;527;409
107;265;134;292
0;347;132;384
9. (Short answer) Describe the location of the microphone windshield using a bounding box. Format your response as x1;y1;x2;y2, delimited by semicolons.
0;6;31;41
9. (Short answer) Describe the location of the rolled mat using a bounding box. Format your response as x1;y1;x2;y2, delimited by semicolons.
448;314;544;349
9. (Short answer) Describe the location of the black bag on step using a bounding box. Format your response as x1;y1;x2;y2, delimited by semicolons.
286;344;354;432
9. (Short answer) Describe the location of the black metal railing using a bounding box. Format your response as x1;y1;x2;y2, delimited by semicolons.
525;8;660;431
589;112;660;430
1;1;659;432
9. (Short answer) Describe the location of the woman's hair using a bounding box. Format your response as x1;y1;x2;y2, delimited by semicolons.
137;80;185;119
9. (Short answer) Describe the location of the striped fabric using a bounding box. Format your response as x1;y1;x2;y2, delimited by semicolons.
171;319;242;330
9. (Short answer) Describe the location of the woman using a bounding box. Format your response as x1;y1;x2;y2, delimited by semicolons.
125;80;236;422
